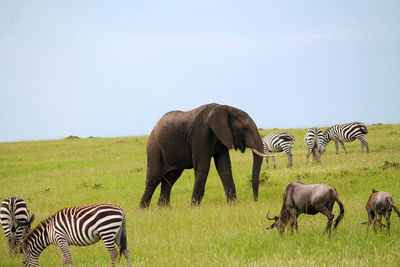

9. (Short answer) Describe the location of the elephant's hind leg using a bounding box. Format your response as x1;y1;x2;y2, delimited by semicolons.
158;169;183;206
140;177;162;208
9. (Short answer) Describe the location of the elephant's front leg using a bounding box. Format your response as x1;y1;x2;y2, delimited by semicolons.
214;151;236;202
191;158;211;205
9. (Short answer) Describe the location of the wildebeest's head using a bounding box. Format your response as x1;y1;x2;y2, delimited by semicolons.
266;210;285;233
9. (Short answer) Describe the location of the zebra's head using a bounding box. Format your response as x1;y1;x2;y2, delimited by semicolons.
19;241;38;267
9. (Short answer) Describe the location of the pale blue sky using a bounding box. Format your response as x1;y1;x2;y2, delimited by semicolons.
1;1;399;142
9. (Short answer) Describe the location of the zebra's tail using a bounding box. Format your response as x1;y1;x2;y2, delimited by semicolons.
115;219;128;262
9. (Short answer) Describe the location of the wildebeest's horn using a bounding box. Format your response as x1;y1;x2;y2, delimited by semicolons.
266;210;275;220
252;148;274;158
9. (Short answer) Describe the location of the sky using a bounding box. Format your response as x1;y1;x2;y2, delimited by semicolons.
1;1;399;142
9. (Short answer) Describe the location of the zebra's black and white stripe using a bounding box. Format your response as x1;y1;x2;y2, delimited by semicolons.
19;203;131;267
304;127;325;163
262;133;295;167
321;122;369;154
1;197;34;256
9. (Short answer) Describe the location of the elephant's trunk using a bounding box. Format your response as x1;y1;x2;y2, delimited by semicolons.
248;135;266;202
251;152;263;201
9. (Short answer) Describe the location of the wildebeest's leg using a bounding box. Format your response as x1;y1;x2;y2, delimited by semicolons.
339;141;347;154
214;151;236;202
367;209;375;232
192;157;211;205
158;170;184;206
374;214;383;232
385;209;392;235
320;207;335;237
293;213;299;233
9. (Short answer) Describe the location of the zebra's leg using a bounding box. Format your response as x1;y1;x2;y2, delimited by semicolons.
102;235;119;266
6;233;15;256
122;248;132;267
271;152;276;168
56;239;73;266
358;136;369;153
334;140;339;154
264;150;269;167
306;147;310;163
287;153;293;167
339;141;347;154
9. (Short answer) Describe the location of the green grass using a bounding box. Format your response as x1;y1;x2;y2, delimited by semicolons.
1;124;400;266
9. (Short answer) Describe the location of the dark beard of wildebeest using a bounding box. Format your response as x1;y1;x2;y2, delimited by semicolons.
266;181;344;237
363;189;400;235
139;103;272;208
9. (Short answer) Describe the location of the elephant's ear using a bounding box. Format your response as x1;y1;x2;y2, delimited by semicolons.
209;107;233;149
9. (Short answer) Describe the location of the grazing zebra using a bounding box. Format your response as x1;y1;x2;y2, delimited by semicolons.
321;122;369;154
304;127;325;163
262;133;295;167
0;197;34;256
19;203;132;267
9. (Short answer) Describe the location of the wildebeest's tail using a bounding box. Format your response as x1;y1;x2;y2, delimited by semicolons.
388;198;400;218
334;196;344;229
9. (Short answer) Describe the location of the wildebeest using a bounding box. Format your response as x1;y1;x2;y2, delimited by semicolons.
266;181;344;236
364;189;400;234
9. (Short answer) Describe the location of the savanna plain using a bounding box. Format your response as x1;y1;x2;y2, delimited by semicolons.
1;123;400;266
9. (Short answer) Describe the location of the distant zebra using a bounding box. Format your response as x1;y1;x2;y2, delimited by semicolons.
321;122;369;154
262;133;295;167
19;203;131;267
304;127;325;163
0;197;34;256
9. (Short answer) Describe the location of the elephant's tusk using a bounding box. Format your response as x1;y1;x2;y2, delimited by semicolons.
251;148;274;158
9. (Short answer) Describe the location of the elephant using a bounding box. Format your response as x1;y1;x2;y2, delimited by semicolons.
139;103;271;208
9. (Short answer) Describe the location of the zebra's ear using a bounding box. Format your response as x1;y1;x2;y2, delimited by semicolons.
209;107;233;149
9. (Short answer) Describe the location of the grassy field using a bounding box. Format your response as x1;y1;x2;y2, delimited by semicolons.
1;123;400;266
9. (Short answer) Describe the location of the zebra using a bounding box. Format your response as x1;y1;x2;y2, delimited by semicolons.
18;203;132;267
321;122;369;154
304;127;325;163
262;133;295;167
0;197;34;256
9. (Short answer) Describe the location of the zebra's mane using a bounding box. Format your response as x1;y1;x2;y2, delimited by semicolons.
20;215;54;245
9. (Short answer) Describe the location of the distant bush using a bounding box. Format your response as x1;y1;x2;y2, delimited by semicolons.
65;135;80;140
382;160;400;170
